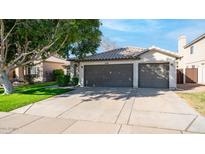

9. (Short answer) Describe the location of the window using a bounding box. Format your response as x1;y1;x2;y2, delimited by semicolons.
30;66;40;76
190;46;194;54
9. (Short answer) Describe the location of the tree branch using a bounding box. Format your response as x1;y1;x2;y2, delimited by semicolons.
3;20;17;42
8;53;43;71
8;50;34;68
7;38;59;72
0;20;17;69
59;35;68;50
0;19;5;60
3;41;9;63
52;21;60;40
0;19;4;42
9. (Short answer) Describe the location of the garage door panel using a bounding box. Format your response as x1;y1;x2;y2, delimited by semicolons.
139;63;169;88
84;64;133;87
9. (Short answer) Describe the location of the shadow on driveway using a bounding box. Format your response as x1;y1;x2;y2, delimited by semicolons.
55;87;169;101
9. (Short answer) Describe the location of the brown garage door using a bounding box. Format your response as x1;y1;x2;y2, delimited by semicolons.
185;68;198;83
84;64;133;87
139;63;169;88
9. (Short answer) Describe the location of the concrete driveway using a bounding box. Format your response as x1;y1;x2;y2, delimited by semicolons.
0;88;205;134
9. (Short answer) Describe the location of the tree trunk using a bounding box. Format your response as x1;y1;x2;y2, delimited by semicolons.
0;71;14;94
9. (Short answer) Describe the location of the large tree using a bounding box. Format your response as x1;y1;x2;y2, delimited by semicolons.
0;19;102;94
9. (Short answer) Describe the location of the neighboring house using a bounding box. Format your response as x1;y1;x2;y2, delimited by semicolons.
9;56;70;82
178;33;205;84
70;46;180;89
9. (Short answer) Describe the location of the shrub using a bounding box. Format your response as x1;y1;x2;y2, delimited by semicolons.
24;74;37;84
57;75;70;87
71;76;79;86
53;69;64;81
64;75;70;84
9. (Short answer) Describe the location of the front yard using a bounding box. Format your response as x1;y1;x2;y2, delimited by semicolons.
177;92;205;116
0;82;71;112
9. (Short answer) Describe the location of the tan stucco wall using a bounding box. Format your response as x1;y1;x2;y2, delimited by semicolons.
8;67;24;81
178;38;205;68
42;62;66;82
178;36;205;84
8;70;15;80
8;61;69;82
75;50;177;89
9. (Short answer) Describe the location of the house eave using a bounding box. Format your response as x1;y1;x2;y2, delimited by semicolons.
137;47;181;59
69;57;141;62
184;33;205;48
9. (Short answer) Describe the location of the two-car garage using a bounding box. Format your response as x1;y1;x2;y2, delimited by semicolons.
84;63;169;88
71;47;179;89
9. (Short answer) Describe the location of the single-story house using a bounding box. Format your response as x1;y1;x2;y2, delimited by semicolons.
9;56;70;82
70;46;180;89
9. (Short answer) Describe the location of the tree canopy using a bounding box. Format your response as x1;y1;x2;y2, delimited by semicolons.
0;19;102;94
0;19;102;72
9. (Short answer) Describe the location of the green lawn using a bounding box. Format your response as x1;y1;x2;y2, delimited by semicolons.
0;82;72;112
177;92;205;116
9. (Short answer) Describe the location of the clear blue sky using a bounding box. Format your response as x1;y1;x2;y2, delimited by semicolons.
100;19;205;52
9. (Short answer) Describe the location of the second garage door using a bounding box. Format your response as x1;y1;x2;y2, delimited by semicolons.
84;64;133;87
139;63;169;88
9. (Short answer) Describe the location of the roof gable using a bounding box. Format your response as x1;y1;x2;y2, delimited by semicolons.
139;46;181;58
45;56;70;65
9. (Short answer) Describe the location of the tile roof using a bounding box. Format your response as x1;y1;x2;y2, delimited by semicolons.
70;46;180;61
71;47;146;61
